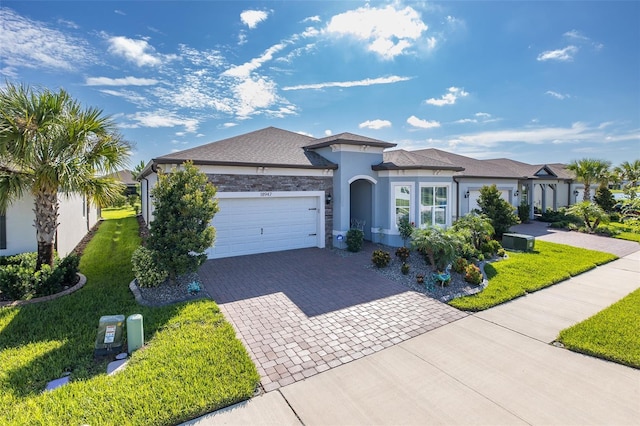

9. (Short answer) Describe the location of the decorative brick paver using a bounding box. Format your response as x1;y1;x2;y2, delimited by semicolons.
200;247;467;391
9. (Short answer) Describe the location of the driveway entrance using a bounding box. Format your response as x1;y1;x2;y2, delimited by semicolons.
200;247;466;391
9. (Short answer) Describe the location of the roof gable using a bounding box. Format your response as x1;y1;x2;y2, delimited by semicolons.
306;132;396;149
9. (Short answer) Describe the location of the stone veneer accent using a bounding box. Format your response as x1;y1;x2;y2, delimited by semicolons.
207;174;333;248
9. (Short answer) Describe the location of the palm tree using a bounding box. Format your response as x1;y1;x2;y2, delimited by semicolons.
613;160;640;198
0;83;130;270
566;158;611;202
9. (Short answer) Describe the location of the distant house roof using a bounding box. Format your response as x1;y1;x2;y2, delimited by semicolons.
154;127;337;170
104;169;137;185
306;132;396;150
373;150;464;171
412;149;523;178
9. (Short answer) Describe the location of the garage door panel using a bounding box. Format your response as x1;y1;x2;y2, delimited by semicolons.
208;195;320;259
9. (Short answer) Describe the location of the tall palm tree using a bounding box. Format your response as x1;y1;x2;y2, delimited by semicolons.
0;83;130;270
566;158;611;202
613;160;640;198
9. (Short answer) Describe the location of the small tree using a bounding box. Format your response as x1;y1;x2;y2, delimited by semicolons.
411;227;463;272
477;185;518;238
593;184;616;212
565;202;609;233
398;216;414;247
147;161;218;284
452;212;494;251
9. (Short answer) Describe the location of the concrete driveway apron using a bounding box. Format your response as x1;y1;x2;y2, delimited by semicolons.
200;247;467;391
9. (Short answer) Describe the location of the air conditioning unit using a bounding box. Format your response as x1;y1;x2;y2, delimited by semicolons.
502;233;535;252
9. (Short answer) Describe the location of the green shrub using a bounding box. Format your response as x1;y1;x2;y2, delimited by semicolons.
346;228;364;252
480;240;501;255
594;225;619;237
609;212;621;222
395;246;410;262
459;242;479;261
58;253;80;285
452;257;468;273
477;184;518;238
371;249;391;268
517;202;530;223
464;263;483;285
594;184;616;212
131;246;168;288
411;227;464;271
497;248;507;257
398;216;414;246
0;264;33;299
401;263;410;275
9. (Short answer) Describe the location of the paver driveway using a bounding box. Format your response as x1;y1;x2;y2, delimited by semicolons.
200;246;466;391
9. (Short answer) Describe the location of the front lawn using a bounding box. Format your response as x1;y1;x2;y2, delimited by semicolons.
449;241;617;311
558;288;640;368
608;221;640;243
101;206;138;219
0;216;259;425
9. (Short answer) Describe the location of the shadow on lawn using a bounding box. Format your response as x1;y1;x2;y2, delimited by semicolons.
0;287;184;397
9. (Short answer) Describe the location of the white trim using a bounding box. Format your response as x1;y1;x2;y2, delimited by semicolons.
377;169;457;178
348;175;378;185
390;181;415;233
329;144;386;154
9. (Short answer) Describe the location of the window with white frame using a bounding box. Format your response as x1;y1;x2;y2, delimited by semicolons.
393;184;412;229
420;185;448;227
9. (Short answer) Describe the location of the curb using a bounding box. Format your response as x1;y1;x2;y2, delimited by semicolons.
0;273;87;308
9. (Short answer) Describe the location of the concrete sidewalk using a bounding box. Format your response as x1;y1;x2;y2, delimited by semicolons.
186;249;640;425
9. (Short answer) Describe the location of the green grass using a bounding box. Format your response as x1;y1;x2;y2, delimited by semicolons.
449;241;617;311
0;216;259;425
101;206;137;219
608;222;640;243
558;288;640;368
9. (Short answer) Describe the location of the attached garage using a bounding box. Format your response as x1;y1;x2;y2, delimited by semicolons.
207;191;325;259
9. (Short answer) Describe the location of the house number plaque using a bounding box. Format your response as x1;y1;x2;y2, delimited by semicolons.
260;192;272;197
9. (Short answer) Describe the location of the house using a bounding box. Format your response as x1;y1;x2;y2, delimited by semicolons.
139;126;582;259
105;169;138;196
0;193;99;257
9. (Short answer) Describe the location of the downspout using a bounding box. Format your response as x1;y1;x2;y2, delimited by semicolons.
453;177;460;220
142;177;149;224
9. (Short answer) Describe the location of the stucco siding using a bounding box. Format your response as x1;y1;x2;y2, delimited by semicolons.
0;196;36;256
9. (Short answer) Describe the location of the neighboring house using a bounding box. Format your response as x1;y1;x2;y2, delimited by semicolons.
139;126;583;259
105;169;138;196
0;193;99;257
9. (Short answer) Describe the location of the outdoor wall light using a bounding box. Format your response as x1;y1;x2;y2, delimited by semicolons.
514;190;519;197
326;193;332;205
464;190;470;198
573;190;579;196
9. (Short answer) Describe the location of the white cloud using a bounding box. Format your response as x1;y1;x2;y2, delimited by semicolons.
537;45;578;62
283;75;412;91
114;10;126;16
325;4;429;59
123;111;199;132
221;122;238;128
359;119;391;130
86;76;159;86
325;130;332;136
222;42;288;78
240;10;269;29
107;36;172;67
545;90;570;100
302;16;321;23
233;77;278;118
454;118;477;124
99;89;150;106
407;115;441;129
564;30;589;41
425;86;469;106
57;18;79;29
0;8;95;71
475;112;491;118
448;122;637;148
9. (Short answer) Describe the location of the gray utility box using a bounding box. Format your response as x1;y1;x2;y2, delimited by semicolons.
502;233;535;252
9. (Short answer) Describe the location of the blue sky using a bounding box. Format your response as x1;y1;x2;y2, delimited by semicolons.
1;1;638;168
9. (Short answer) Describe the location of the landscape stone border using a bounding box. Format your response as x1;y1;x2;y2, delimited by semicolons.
0;273;87;308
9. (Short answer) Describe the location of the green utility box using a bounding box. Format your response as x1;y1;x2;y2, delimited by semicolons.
95;314;125;357
502;233;535;252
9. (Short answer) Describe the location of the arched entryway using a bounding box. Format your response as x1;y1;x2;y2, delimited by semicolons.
350;178;374;241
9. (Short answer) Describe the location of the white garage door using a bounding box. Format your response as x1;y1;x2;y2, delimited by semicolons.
208;195;320;259
469;189;509;212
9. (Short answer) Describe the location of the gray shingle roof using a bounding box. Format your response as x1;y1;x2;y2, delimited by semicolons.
305;132;396;149
104;169;137;185
373;149;464;171
412;149;523;178
154;127;337;169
